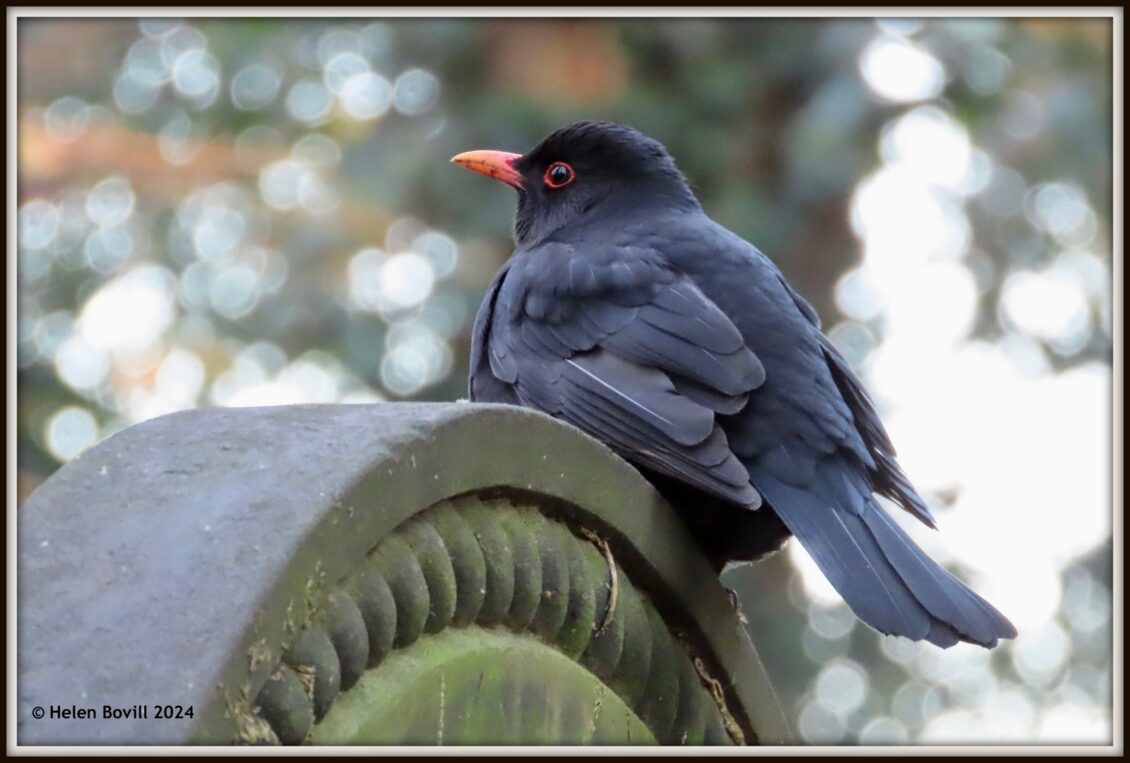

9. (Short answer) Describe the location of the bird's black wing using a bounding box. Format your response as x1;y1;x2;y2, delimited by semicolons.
473;241;765;507
771;271;936;526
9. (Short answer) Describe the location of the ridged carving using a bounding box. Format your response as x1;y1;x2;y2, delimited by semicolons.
242;496;737;746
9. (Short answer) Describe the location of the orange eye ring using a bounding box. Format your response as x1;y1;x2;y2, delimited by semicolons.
543;162;575;189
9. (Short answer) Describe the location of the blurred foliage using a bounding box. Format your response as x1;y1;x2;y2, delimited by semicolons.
16;16;1113;745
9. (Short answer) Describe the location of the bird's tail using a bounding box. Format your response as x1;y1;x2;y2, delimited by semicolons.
754;468;1016;648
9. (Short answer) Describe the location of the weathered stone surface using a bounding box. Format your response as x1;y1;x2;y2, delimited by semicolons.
256;666;313;745
285;626;340;722
309;627;656;745
318;591;369;692
428;504;487;626
345;565;396;667
17;403;790;745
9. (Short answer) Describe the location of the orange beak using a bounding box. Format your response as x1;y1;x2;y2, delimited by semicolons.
450;149;524;189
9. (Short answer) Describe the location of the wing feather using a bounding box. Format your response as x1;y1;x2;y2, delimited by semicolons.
475;242;764;508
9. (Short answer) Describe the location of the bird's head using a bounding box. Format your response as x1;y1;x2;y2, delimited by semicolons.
452;121;699;248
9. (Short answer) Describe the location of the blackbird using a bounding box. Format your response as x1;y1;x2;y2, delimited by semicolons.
452;121;1016;648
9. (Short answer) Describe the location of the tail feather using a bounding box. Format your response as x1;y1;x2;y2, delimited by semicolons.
756;470;1016;649
926;620;960;649
862;507;1017;646
755;474;936;643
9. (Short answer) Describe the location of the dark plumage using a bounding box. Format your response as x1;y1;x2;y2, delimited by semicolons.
453;121;1016;648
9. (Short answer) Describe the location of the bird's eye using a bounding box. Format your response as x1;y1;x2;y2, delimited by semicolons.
543;162;575;189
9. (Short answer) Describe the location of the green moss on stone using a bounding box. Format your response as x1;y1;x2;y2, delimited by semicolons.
401;519;457;633
371;535;430;648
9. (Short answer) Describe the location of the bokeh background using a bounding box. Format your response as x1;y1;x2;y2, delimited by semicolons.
15;15;1114;745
